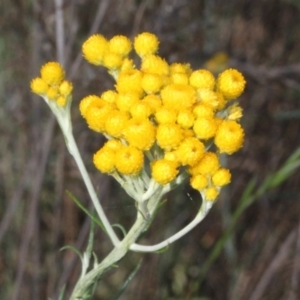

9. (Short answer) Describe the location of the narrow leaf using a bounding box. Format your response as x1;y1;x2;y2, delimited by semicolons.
66;190;106;232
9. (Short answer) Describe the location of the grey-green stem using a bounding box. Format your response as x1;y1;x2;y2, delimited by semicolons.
70;192;162;299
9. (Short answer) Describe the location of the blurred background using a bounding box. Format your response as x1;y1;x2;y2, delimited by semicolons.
1;0;300;299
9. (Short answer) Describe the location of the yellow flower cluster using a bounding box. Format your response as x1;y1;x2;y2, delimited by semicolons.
30;62;73;107
80;32;246;201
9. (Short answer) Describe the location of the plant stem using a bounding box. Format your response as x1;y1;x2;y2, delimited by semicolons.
63;124;120;247
70;193;162;299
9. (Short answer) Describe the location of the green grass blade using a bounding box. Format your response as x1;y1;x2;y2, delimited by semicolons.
66;190;106;232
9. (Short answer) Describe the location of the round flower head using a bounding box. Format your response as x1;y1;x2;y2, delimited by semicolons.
115;145;144;175
109;35;132;57
79;95;104;118
189;69;215;90
120;58;135;72
155;107;177;124
130;101;152;119
134;32;159;57
197;89;219;108
82;34;108;65
190;173;208;190
193;116;218;140
151;159;178;185
141;73;164;94
141;55;169;76
170;72;189;85
177;110;195;129
156;123;183;151
217;69;246;100
193;103;215;119
169;63;191;75
101;90;118;105
204;186;219;201
56;96;67;107
46;87;59;100
123;118;156;150
103;51;123;70
161;84;196;111
227;103;243;121
116;92;140;112
189;152;220;176
30;78;49;95
85;101;113;133
105;110;130;138
59;80;73;97
177;137;205;166
116;69;143;95
94;146;116;173
212;168;231;186
164;151;180;167
104;139;123;152
142;94;162;114
41;62;65;86
214;120;244;154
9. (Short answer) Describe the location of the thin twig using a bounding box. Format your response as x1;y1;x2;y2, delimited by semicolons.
288;218;300;300
249;229;296;300
68;0;110;79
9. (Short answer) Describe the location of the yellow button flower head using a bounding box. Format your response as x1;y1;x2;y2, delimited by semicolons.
104;139;123;152
217;68;246;100
41;62;65;86
142;94;162;114
105;110;130;138
116;69;143;95
82;34;108;65
141;55;169;76
79;95;104;118
155;107;177;124
177;110;195;129
193;103;215;119
130;101;152;119
189;152;220;175
156;123;183;150
103;52;123;70
204;186;219;201
116;92;140;112
134;32;159;57
151;159;178;185
94;146;116;173
85;101;113;133
190;173;208;190
170;72;189;85
169;63;191;75
141;73;164;94
115;145;144;175
56;96;67;107
161;84;196;111
214;120;244;154
193;116;218;140
227;103;243;120
101;90;118;105
109;35;132;57
177;137;205;166
59;80;73;97
46;87;59;100
30;78;49;95
120;58;135;72
212;168;231;186
197;89;219;108
123;118;156;150
189;69;215;90
164;151;180;167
